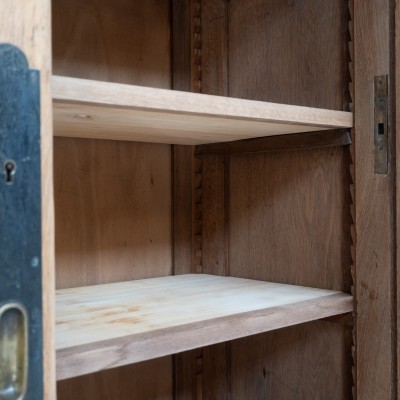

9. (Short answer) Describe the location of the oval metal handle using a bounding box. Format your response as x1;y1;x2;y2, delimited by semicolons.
0;303;28;400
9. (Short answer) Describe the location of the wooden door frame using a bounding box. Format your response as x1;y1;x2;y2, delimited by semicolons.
355;0;397;398
0;1;55;398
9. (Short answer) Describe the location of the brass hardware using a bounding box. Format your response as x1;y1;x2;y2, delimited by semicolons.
374;75;389;174
0;303;28;400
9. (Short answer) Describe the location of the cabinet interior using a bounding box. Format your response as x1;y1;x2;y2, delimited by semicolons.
52;0;354;399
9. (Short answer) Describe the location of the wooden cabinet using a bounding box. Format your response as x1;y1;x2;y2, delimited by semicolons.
1;0;398;399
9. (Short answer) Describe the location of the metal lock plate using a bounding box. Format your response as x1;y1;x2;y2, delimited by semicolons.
374;75;389;174
0;44;43;399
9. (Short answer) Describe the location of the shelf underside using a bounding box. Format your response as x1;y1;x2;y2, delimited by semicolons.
56;274;352;380
52;76;353;145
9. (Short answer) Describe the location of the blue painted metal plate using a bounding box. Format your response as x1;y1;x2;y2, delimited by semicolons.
0;44;43;399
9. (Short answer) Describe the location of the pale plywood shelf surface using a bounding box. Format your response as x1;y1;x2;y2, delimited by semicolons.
52;76;353;145
56;274;353;380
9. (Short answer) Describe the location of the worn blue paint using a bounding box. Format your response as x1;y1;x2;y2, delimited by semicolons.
0;43;43;400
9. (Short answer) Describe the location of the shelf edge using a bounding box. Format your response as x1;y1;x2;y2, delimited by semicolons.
52;75;353;129
56;292;352;381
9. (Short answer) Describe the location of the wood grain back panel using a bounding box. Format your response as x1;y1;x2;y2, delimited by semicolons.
227;146;352;399
52;0;173;288
57;358;173;400
228;0;344;109
230;322;352;400
52;0;170;88
228;146;347;290
54;137;172;289
53;1;173;398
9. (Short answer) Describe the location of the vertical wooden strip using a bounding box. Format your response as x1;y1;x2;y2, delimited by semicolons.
192;0;202;93
201;0;228;96
174;349;196;400
171;2;198;398
355;0;395;397
197;2;230;400
192;157;203;273
172;0;192;92
195;351;203;400
396;0;400;397
171;0;194;275
202;344;229;400
200;0;229;277
202;156;227;275
173;1;230;398
201;0;228;95
0;1;55;398
346;0;357;397
173;146;194;275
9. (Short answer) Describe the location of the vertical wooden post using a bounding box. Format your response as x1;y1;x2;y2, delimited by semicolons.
355;0;396;398
396;0;400;398
0;1;55;398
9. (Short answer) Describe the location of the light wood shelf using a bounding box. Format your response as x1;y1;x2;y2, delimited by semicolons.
52;76;353;145
56;274;353;380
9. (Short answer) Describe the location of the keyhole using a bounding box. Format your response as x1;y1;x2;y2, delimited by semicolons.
377;122;385;136
4;161;16;184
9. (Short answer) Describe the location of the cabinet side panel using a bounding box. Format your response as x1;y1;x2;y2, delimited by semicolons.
0;1;55;398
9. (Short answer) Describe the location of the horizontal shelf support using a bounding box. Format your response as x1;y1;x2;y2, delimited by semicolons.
195;129;352;157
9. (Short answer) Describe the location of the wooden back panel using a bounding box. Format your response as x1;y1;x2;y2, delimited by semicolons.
54;138;172;289
52;0;170;88
52;1;173;398
228;146;348;291
185;1;354;399
228;0;345;109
